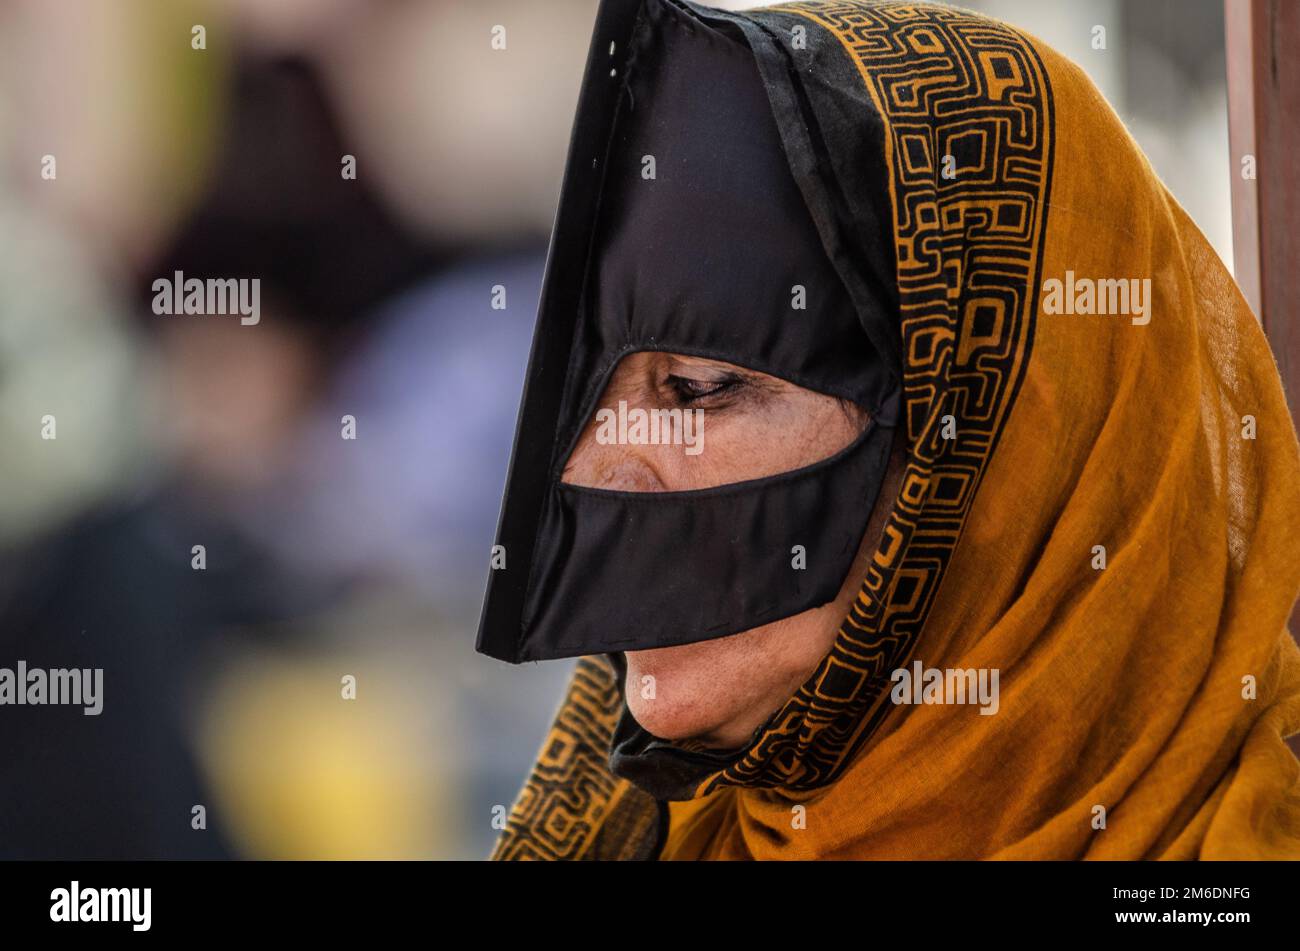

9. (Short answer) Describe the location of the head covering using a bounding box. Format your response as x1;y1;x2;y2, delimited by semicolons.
476;0;898;664
490;0;1300;860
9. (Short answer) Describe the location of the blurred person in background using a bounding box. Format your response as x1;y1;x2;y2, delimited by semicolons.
0;0;593;859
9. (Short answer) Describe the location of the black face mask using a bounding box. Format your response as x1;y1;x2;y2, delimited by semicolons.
477;0;899;664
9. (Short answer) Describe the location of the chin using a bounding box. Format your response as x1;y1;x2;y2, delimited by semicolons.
624;691;726;742
622;640;744;743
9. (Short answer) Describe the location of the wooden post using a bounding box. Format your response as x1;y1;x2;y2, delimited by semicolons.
1225;0;1300;753
1225;0;1300;412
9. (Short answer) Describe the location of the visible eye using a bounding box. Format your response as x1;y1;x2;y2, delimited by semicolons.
664;373;742;406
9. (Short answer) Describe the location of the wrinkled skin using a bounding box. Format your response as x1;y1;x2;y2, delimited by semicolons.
563;352;903;748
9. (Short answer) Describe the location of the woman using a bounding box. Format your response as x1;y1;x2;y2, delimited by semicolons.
476;0;1300;859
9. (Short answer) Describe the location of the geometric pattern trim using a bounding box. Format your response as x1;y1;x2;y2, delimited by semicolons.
492;656;660;860
698;0;1056;793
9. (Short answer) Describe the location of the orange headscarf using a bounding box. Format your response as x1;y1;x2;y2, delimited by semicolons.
493;0;1300;860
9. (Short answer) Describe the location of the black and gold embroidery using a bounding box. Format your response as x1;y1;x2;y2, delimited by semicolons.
492;657;660;860
700;0;1055;793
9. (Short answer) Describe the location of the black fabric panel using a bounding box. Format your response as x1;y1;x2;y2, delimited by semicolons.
520;393;897;660
551;0;896;479
687;0;902;381
592;0;884;401
479;0;902;665
475;0;648;663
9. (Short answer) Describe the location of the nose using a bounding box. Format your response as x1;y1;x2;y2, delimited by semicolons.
563;430;668;492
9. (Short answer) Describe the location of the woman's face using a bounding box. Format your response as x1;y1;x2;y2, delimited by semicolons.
563;351;901;748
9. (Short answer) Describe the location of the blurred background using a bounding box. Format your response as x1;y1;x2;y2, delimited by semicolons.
0;0;1233;859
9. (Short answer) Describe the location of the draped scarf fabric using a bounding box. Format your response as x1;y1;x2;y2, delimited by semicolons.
491;0;1300;860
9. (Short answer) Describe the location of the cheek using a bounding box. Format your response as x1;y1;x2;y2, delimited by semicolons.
626;609;830;699
697;399;861;479
563;429;666;491
562;383;865;492
624;632;769;729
